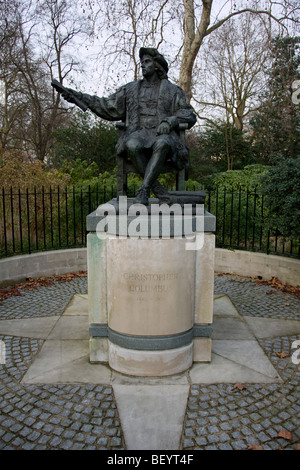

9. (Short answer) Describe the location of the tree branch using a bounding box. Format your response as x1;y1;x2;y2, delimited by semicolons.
204;8;294;37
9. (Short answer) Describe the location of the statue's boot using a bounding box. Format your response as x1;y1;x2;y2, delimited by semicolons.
134;185;150;205
151;180;169;198
134;180;169;205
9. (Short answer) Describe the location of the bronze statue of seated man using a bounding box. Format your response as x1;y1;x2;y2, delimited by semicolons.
54;47;197;205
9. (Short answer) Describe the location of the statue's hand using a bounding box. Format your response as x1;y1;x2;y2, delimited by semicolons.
156;122;171;135
61;89;79;104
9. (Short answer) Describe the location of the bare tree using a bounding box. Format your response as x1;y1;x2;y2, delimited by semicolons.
2;0;297;160
85;0;299;101
84;0;183;92
0;0;90;161
0;0;27;150
179;0;299;102
36;0;90;83
31;0;90;160
194;12;271;131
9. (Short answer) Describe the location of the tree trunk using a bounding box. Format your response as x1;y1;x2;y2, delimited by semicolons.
179;0;213;103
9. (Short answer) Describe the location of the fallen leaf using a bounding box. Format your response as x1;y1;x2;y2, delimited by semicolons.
276;351;289;358
285;303;290;306
233;383;247;391
248;444;263;450
278;430;292;440
296;443;300;450
255;276;300;300
0;271;87;302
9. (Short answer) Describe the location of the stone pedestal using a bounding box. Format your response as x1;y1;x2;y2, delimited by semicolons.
86;198;216;376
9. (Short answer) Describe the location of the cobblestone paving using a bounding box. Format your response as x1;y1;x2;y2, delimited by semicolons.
0;335;125;450
182;275;300;450
0;277;88;320
0;273;299;450
0;277;125;450
181;342;300;450
214;274;300;320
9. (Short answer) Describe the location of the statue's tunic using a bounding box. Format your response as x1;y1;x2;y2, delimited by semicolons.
80;78;196;170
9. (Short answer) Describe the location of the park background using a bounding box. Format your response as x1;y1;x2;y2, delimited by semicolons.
0;0;299;259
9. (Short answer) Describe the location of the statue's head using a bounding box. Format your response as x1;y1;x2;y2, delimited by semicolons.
139;47;168;79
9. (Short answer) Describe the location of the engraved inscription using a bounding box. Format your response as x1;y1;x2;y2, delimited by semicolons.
123;272;178;282
122;272;179;301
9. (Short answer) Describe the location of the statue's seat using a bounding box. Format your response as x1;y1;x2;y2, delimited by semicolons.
116;122;189;198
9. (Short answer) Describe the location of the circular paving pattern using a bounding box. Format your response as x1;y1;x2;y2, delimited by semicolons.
0;273;299;450
0;335;125;450
181;341;300;450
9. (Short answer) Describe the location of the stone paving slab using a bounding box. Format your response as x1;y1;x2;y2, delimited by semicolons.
21;339;112;385
212;340;281;379
47;316;89;340
0;274;299;450
0;316;59;339
212;317;255;340
213;295;240;317
19;293;281;387
245;316;300;339
189;353;281;385
113;384;190;450
63;294;89;316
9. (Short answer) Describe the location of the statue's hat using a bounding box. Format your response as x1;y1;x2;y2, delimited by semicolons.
139;47;169;73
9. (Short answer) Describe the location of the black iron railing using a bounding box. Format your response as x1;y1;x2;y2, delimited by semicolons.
0;185;115;257
205;187;300;258
0;185;299;259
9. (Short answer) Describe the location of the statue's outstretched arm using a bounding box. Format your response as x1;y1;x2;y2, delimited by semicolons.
51;79;126;122
51;80;88;112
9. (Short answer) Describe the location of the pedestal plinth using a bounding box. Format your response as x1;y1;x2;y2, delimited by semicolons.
87;198;216;376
